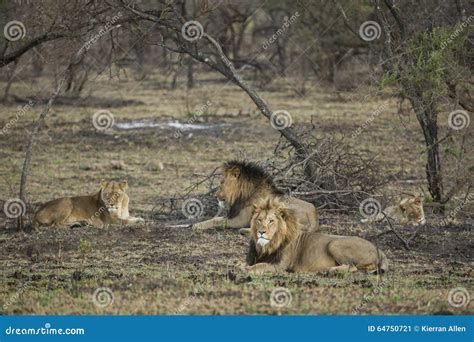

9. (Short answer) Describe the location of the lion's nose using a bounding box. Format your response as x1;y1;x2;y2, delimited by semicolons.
258;229;266;235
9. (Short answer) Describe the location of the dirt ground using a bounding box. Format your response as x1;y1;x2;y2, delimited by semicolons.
0;71;472;315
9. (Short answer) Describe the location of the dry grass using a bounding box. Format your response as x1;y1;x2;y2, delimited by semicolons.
0;70;472;315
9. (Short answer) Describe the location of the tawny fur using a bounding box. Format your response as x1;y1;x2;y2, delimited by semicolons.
245;197;388;274
361;196;425;225
193;160;318;232
33;180;143;228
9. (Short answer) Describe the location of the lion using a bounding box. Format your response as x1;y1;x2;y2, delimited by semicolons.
192;160;318;234
244;196;388;274
33;180;144;228
361;196;426;225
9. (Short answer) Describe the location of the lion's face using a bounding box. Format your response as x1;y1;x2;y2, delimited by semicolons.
251;198;296;254
216;167;240;204
400;196;425;225
100;180;127;214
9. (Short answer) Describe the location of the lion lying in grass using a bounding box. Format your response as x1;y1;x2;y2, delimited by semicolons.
244;196;388;274
34;180;144;228
192;160;318;233
361;196;426;225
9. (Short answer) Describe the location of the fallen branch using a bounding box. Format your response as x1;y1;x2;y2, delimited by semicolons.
382;213;411;250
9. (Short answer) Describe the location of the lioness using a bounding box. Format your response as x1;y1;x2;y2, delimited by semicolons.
361;196;426;225
245;196;388;274
192;160;318;233
34;180;144;228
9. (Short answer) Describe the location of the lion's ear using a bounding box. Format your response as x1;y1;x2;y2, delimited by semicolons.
100;179;108;188
276;207;288;219
414;196;422;205
399;198;407;211
230;167;240;178
119;180;128;190
252;204;261;216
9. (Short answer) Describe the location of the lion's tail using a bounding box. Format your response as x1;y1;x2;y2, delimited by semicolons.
374;248;389;274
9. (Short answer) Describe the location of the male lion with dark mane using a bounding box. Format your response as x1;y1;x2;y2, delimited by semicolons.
244;196;388;274
192;160;318;233
34;180;144;229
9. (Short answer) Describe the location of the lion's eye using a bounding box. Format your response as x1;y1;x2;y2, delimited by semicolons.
257;219;262;223
269;219;274;224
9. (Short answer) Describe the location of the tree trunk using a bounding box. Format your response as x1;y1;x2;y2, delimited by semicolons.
2;60;18;102
417;108;444;204
186;58;194;89
403;81;444;207
18;78;65;231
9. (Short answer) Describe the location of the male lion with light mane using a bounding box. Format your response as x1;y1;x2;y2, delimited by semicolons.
34;179;144;228
361;196;426;225
244;196;388;274
192;160;318;233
